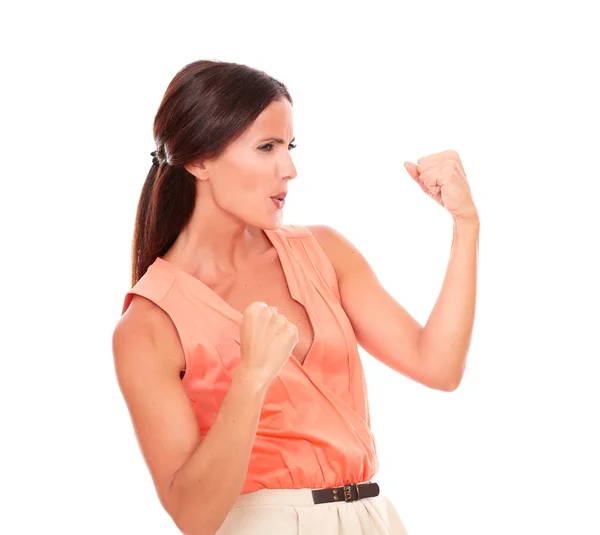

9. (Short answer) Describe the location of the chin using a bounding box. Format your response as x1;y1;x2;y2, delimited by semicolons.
263;210;284;229
245;214;282;231
264;220;283;230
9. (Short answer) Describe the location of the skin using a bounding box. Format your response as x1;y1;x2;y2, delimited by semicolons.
112;96;479;525
165;97;298;278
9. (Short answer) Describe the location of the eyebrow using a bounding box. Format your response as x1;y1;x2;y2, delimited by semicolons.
259;136;296;144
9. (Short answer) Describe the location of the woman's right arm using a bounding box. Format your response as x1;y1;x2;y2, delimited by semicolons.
112;296;267;535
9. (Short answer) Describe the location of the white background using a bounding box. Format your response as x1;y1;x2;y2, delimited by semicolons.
2;1;599;534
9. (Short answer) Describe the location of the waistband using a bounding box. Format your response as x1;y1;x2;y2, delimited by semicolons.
233;480;375;508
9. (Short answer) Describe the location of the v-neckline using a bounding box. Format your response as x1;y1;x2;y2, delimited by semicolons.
153;227;317;369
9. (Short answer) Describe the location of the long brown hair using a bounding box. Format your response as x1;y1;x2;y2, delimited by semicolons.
131;60;293;286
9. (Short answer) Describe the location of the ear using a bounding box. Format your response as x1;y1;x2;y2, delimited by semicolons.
184;159;210;181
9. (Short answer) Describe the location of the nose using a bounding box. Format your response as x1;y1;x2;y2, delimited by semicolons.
282;152;298;181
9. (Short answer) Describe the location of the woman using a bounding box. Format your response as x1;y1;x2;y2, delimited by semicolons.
113;59;479;535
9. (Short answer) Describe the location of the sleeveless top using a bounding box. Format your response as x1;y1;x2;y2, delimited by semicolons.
121;224;379;494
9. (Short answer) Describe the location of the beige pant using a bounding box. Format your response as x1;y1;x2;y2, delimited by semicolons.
215;481;409;534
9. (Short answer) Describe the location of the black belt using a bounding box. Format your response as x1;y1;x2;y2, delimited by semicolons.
312;482;380;504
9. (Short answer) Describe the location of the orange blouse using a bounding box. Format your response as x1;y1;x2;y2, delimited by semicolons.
121;224;378;494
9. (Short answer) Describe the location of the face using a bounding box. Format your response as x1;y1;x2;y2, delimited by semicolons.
186;98;297;229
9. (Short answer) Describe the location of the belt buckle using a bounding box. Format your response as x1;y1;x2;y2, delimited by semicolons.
343;483;360;502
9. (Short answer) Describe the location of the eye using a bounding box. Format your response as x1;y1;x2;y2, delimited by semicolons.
259;143;297;152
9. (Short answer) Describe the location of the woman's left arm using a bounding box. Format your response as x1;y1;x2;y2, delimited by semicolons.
418;216;479;390
309;149;479;392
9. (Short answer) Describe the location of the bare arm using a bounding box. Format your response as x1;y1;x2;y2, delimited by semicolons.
112;296;266;535
308;221;478;392
169;372;265;534
417;216;479;390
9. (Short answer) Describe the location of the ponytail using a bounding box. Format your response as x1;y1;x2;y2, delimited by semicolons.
131;161;196;286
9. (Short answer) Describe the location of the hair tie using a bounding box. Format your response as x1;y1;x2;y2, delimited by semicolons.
150;150;160;166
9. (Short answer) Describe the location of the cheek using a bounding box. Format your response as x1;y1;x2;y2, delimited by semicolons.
229;154;267;193
214;157;266;206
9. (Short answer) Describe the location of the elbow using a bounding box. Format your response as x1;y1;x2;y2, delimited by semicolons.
177;525;214;535
162;480;211;535
420;353;465;392
166;480;225;535
440;378;461;392
171;511;218;535
424;362;463;392
438;369;465;392
419;372;460;392
179;528;215;535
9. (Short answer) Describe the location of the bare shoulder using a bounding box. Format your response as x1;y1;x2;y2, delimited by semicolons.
112;294;186;379
305;224;366;281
